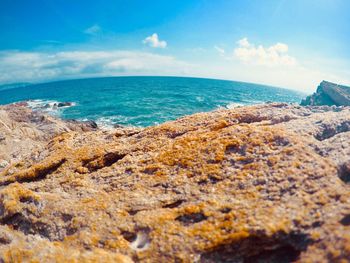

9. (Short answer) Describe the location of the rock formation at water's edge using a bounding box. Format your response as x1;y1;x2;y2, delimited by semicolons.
301;81;350;106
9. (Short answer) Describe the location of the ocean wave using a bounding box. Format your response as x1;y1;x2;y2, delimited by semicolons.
94;117;117;130
195;96;204;102
25;99;76;116
225;99;265;109
94;116;136;130
225;102;245;109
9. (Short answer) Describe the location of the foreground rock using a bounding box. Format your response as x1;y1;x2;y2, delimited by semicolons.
0;103;350;262
301;80;350;106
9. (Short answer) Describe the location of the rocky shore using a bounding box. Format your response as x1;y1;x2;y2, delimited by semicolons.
0;100;350;262
301;81;350;106
0;102;98;170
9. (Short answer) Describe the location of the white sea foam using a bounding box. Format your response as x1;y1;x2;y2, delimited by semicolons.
225;102;245;109
225;100;265;109
195;96;204;102
25;99;76;116
94;117;116;130
94;115;136;130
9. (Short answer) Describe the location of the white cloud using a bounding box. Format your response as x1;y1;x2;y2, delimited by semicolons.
234;38;297;67
143;33;167;48
186;47;206;53
1;42;349;93
214;46;225;56
0;50;192;84
84;24;101;35
237;38;250;48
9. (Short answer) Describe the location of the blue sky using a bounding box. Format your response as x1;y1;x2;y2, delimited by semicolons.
0;0;349;91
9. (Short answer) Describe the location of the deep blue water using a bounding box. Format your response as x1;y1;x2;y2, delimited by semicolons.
0;76;305;127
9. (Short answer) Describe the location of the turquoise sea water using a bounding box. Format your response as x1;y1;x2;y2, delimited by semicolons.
0;76;305;127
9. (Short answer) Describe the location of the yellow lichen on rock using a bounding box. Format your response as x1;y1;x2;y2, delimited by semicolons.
0;103;350;262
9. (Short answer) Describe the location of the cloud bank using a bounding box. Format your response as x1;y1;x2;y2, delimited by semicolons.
143;33;167;48
0;38;348;92
210;38;350;91
0;50;191;84
234;38;297;66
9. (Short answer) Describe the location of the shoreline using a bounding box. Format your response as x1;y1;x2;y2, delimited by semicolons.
0;76;305;128
2;98;302;130
1;100;348;169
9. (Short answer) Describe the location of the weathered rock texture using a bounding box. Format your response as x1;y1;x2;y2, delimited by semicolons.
0;103;98;171
1;103;350;262
301;81;350;106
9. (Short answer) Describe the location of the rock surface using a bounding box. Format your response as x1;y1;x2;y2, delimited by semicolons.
0;103;98;172
301;81;350;106
0;103;350;262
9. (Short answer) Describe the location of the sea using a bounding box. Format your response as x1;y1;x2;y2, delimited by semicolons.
0;76;305;128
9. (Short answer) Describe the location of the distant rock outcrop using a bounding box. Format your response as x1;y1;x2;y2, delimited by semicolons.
301;81;350;106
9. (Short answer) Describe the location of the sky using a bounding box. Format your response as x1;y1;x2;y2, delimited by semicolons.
0;0;349;92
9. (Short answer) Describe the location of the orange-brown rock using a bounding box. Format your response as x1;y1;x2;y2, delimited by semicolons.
1;103;350;262
0;103;98;171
